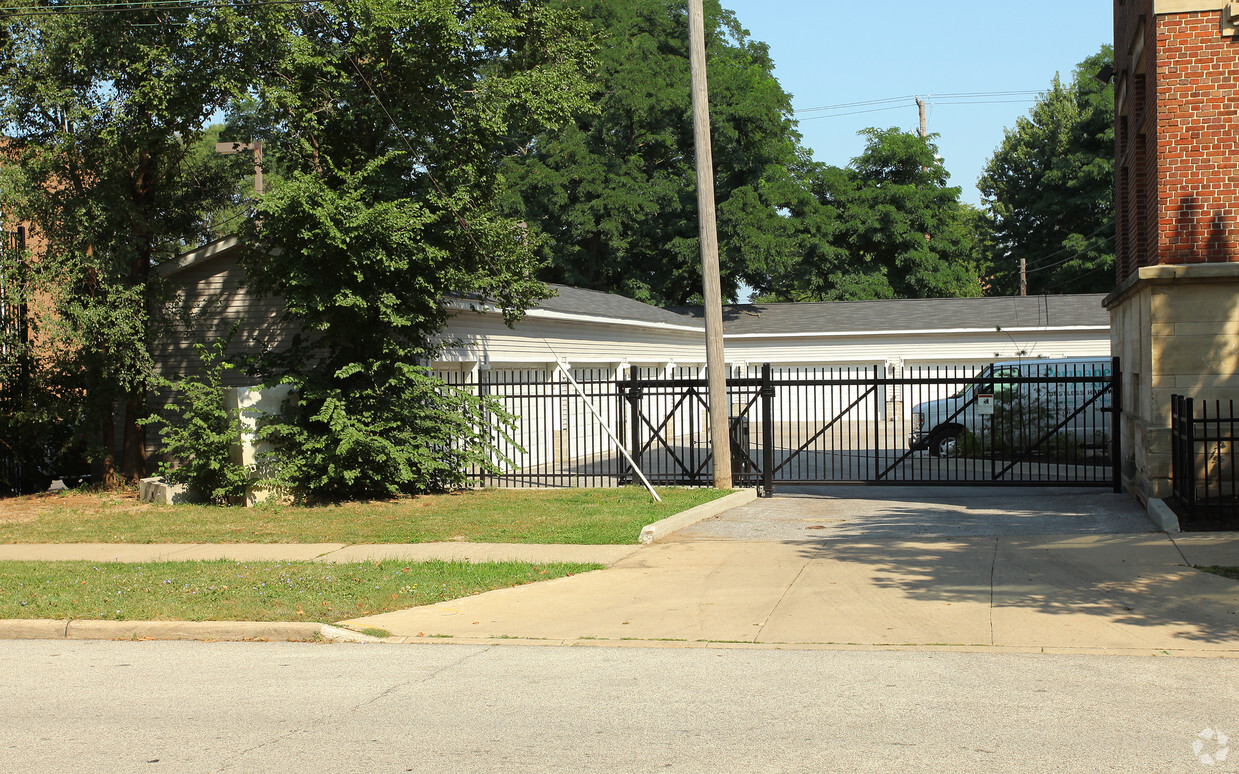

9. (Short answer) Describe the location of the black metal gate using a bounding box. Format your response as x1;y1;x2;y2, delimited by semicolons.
617;359;1121;494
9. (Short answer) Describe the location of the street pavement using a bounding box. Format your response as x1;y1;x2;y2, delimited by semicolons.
4;638;1239;774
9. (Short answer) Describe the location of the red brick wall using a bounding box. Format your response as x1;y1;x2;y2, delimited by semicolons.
1155;11;1239;266
1114;2;1239;284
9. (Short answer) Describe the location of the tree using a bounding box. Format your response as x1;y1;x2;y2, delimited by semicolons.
498;0;813;305
0;2;280;482
242;0;595;499
978;45;1115;295
764;129;981;301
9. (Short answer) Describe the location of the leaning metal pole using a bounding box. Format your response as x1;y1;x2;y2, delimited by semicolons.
688;0;732;488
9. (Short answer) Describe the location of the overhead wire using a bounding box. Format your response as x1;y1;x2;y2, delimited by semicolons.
1021;221;1116;270
0;0;302;17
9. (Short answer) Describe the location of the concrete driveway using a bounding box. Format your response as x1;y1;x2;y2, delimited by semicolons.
347;487;1239;654
670;485;1157;542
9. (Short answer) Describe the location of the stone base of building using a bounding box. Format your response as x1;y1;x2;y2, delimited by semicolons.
1105;263;1239;504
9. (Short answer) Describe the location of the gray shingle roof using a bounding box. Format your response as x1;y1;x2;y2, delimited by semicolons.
536;284;704;328
668;294;1109;335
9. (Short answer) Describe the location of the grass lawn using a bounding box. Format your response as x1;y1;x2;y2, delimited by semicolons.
0;559;601;623
1201;566;1239;581
0;486;731;545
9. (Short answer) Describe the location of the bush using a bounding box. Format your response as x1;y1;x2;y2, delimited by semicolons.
255;361;515;502
145;334;249;505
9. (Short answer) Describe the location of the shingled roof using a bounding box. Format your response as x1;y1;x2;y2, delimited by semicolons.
535;284;704;328
669;294;1109;336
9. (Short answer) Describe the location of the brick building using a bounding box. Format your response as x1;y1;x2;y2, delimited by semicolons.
1106;0;1239;506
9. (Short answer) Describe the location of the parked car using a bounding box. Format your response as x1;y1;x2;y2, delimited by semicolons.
908;357;1113;457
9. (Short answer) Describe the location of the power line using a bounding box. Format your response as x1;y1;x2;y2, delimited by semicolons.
797;104;910;121
1022;221;1116;269
796;96;915;113
795;90;1041;114
1024;233;1116;275
796;98;1038;121
0;0;301;18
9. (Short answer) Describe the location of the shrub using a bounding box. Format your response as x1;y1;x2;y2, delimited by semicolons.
145;334;249;505
255;361;516;502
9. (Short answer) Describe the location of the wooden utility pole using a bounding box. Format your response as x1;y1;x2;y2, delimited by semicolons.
687;0;732;489
1019;257;1028;296
915;96;928;137
214;139;264;195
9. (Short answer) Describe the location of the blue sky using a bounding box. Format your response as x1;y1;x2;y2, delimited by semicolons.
720;1;1114;206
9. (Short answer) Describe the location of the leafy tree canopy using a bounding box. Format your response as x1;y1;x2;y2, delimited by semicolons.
762;128;981;301
978;45;1115;295
499;0;814;305
0;1;281;481
241;0;596;499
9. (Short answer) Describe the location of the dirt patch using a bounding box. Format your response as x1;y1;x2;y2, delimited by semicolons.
0;489;146;525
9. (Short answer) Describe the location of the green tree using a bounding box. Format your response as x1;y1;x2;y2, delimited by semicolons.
978;45;1115;295
499;0;813;305
765;129;981;301
0;3;280;482
242;0;595;499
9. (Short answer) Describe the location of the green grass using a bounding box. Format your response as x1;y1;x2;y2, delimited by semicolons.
0;487;731;545
0;559;602;622
1201;565;1239;581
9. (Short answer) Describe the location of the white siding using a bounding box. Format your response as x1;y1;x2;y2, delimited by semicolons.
435;311;706;367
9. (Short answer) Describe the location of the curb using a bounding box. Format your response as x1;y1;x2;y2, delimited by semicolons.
1146;498;1182;533
0;619;325;643
639;488;758;544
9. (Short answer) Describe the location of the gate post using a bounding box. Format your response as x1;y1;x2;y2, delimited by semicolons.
626;368;643;483
761;363;774;497
1111;357;1122;494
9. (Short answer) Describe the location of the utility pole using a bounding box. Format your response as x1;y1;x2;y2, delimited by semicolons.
214;139;264;196
1019;257;1028;296
688;0;732;489
915;96;928;138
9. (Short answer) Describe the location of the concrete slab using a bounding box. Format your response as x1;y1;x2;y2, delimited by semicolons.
344;542;816;643
1171;533;1239;567
997;533;1187;567
157;544;347;562
675;486;1156;543
756;542;995;646
0;543;207;562
990;569;1239;652
991;534;1239;651
318;543;639;565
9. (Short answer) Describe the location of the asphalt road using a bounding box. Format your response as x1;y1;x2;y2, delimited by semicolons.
3;639;1237;773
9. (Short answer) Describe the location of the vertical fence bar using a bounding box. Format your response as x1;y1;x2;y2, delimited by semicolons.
761;363;774;496
1185;396;1197;511
1111;357;1122;494
627;369;642;483
1204;400;1214;509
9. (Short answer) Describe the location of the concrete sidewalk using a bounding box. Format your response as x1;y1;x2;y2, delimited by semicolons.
0;542;641;565
343;532;1239;653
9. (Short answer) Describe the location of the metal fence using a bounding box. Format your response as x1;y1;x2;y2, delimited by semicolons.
0;227;29;495
1171;395;1238;530
446;359;1120;493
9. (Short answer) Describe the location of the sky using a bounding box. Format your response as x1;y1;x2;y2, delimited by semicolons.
719;1;1115;206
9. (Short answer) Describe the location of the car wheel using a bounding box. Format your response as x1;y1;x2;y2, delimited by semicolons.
929;428;962;458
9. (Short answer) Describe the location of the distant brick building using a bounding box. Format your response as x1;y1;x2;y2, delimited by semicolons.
1107;0;1239;506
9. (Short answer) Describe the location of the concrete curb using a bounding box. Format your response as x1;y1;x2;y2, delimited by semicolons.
0;619;324;642
1147;498;1182;533
639;488;758;544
